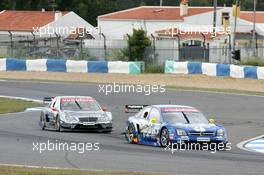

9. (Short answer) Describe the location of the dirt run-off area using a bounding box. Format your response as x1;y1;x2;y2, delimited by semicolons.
0;72;263;94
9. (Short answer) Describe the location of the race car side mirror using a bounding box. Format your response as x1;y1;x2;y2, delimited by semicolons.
102;107;108;112
51;108;59;112
209;118;215;124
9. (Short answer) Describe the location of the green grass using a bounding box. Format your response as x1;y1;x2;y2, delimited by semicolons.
0;166;163;175
0;98;40;114
144;64;164;73
240;57;264;66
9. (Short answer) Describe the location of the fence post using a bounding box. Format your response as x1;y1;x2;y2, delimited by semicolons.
55;33;60;58
8;31;13;57
80;37;84;60
228;34;232;64
174;34;181;61
151;34;156;63
127;34;131;61
99;33;107;61
201;33;206;62
31;32;36;59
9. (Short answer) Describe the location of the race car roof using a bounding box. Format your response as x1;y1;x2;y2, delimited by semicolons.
153;104;194;108
152;105;199;112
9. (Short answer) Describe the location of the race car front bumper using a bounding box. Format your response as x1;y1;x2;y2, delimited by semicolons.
172;135;228;144
60;122;113;131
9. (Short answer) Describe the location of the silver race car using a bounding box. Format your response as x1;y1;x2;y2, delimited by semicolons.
39;96;113;132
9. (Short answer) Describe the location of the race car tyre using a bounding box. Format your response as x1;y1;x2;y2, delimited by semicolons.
160;128;171;147
39;113;46;130
126;123;137;144
55;115;62;132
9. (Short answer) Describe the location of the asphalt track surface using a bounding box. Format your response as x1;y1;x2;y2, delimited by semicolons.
0;81;263;175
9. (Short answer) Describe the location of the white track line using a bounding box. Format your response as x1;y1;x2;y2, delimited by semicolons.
0;95;42;103
167;87;264;98
237;135;264;154
0;163;104;172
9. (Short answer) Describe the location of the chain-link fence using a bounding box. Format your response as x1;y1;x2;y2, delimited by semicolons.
1;34;264;65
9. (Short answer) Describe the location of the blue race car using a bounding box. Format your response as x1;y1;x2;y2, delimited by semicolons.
124;105;228;147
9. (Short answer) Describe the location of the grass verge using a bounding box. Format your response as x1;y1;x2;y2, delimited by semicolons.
0;98;40;114
144;64;164;73
167;86;264;96
0;166;162;175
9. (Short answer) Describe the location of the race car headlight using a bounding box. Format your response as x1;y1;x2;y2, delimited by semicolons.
216;129;224;136
176;129;187;136
61;113;79;123
98;114;111;123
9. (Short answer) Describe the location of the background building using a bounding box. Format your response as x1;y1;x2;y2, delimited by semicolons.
0;10;95;58
97;2;264;63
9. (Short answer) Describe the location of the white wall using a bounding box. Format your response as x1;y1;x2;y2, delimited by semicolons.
98;7;264;39
37;12;96;38
98;19;183;39
98;7;234;39
184;8;232;26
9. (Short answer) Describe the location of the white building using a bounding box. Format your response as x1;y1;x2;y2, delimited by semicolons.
98;3;264;39
0;10;95;41
0;10;96;58
98;1;264;63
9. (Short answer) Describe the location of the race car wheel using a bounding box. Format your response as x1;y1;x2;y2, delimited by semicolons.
160;128;170;147
126;123;138;144
40;113;46;130
55;115;62;132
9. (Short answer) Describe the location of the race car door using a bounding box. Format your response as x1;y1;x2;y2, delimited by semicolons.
141;107;161;142
46;98;59;126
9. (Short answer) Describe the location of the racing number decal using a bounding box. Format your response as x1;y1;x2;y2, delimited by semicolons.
141;107;161;140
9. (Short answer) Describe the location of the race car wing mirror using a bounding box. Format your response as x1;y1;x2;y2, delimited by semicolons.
51;108;59;112
102;107;108;111
209;118;215;124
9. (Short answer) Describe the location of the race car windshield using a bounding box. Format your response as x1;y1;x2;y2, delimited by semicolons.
162;112;188;124
184;112;209;124
60;99;101;111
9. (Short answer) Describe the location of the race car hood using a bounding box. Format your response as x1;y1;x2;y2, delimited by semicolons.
63;110;105;118
170;123;219;133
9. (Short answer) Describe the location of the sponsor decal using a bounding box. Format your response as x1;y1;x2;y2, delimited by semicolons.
162;108;199;113
61;98;95;103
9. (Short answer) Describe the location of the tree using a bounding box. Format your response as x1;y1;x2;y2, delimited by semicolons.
127;28;151;61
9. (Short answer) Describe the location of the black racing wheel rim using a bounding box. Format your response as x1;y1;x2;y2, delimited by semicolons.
56;116;61;132
40;114;46;130
127;124;136;143
160;128;170;147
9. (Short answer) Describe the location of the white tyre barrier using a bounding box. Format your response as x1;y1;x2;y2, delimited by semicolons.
26;59;47;72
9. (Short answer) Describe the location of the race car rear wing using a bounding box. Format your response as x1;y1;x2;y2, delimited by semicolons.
124;105;149;113
43;97;54;104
